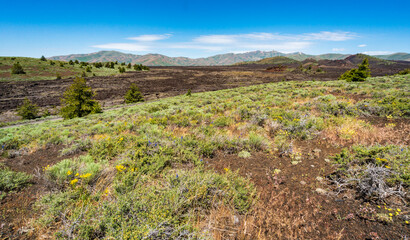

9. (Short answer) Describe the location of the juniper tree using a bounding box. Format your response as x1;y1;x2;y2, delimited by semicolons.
60;77;102;119
11;62;25;74
17;98;38;119
124;84;144;103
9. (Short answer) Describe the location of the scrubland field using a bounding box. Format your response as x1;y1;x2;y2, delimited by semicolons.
1;72;409;239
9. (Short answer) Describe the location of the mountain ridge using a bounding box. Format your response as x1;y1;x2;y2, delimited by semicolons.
49;50;410;66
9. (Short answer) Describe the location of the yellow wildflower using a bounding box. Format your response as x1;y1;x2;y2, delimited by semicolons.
67;170;72;176
70;179;78;185
397;208;401;212
75;173;79;176
80;173;92;179
389;213;393;217
116;165;126;172
224;168;229;173
406;221;409;224
385;166;391;169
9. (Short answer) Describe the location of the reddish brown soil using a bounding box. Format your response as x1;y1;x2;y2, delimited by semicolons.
0;146;83;239
206;139;410;239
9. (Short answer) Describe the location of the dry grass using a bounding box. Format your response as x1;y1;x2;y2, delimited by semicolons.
322;118;410;146
200;188;345;240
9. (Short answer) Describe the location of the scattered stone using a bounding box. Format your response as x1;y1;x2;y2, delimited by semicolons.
316;176;323;182
311;165;315;168
300;181;306;185
313;148;321;153
324;158;331;163
233;215;240;225
315;188;327;195
291;161;300;165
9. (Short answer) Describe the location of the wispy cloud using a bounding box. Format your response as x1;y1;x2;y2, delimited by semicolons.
358;44;367;47
362;51;393;55
303;31;356;41
92;43;150;51
127;34;171;42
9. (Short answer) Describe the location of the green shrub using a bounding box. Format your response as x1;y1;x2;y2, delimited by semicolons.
11;62;25;74
69;60;74;65
339;58;370;82
186;89;192;96
40;55;47;61
60;77;102;119
118;67;125;73
124;84;144;103
56;73;62;80
86;66;92;72
0;165;31;192
398;68;410;75
17;98;39;119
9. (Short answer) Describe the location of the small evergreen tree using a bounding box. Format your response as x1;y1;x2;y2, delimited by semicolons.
17;98;38;119
86;66;92;72
81;71;87;77
339;58;371;82
40;55;47;61
186;89;192;96
60;77;102;119
119;67;126;73
127;63;132;69
11;62;25;74
49;60;55;65
74;60;79;64
124;84;144;103
56;73;62;80
69;60;74;65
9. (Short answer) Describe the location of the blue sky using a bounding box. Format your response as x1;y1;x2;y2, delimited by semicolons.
1;0;409;58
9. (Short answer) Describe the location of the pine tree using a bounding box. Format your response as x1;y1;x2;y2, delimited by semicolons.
124;84;144;103
60;77;102;119
40;55;47;61
127;63;132;69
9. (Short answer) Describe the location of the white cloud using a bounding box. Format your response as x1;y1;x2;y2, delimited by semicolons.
362;51;393;55
92;43;150;52
332;48;345;52
127;34;171;42
358;44;367;47
243;42;312;53
303;31;356;41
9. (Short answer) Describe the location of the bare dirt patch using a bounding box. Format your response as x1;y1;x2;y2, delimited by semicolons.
205;139;410;239
0;145;84;239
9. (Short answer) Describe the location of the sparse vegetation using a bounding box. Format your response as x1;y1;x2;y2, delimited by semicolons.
0;73;409;239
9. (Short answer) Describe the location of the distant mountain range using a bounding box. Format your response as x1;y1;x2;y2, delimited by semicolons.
49;50;410;66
